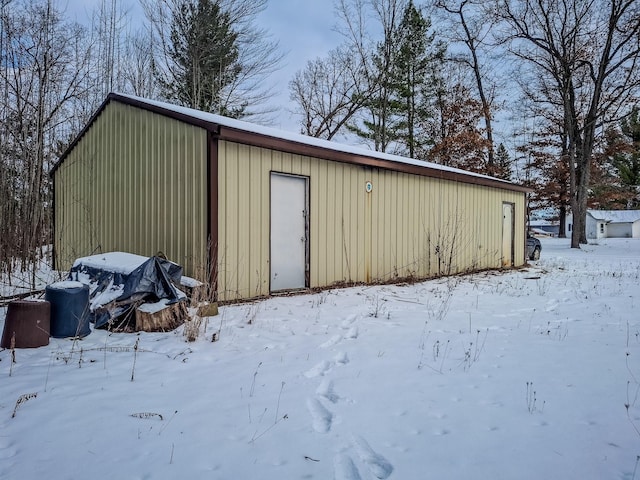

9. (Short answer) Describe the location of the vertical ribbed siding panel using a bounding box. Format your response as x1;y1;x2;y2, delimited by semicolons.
213;139;526;301
317;159;328;286
473;184;483;268
399;173;407;276
259;150;271;293
405;174;414;276
458;182;468;271
310;158;321;287
332;162;342;282
248;147;262;296
420;177;428;276
427;179;437;276
371;170;382;278
217;140;227;291
352;166;362;282
217;142;270;300
226;141;239;297
54;102;207;278
329;160;338;282
344;164;357;282
239;145;252;296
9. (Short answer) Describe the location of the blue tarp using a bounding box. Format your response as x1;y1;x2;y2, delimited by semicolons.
68;252;184;329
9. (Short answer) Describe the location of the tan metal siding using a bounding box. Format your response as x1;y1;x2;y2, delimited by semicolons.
217;140;526;302
54;102;208;277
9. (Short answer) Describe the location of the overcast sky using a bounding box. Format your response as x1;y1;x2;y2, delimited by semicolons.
257;1;343;130
66;0;343;133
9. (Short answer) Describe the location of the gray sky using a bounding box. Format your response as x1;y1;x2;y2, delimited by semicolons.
257;1;343;130
66;0;343;133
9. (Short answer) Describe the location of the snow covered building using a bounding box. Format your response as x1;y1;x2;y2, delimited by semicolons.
52;93;529;302
566;210;640;239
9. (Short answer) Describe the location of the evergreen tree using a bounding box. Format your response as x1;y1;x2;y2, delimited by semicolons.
346;4;402;153
594;107;640;208
162;0;242;116
614;107;640;207
347;1;444;156
391;2;445;158
493;143;512;180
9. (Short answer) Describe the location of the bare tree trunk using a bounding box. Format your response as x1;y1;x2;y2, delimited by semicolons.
558;204;567;238
500;0;640;249
0;0;93;285
437;0;495;168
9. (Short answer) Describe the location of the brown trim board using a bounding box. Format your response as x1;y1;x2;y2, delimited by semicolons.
217;126;530;194
208;131;219;299
53;93;530;195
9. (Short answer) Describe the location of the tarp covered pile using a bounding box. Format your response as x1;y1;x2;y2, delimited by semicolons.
68;252;186;330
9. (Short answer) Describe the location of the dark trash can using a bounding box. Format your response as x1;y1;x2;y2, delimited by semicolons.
1;300;51;348
45;281;91;338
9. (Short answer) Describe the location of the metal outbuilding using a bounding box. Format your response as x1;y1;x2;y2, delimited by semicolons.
52;93;529;302
566;209;640;239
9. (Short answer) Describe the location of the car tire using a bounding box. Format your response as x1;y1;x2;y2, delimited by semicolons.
530;246;540;261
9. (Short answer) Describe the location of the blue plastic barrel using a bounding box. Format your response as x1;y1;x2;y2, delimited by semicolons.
45;281;91;338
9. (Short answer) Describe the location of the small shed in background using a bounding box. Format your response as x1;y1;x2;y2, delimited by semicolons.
566;209;640;239
52;93;529;302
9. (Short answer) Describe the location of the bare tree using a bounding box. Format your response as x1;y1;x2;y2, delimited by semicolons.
335;0;408;152
0;0;91;285
0;0;15;278
91;0;130;97
427;64;491;171
499;0;640;247
121;28;158;98
289;46;367;140
436;0;498;169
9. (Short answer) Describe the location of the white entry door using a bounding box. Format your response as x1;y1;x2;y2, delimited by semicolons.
270;173;308;291
502;202;514;267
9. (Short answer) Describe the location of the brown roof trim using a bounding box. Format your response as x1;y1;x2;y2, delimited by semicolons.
52;93;530;194
217;126;530;193
110;92;221;133
50;95;112;176
50;92;222;177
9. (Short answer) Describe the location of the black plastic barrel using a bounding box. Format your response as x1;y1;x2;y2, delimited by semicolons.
1;300;50;348
45;281;91;338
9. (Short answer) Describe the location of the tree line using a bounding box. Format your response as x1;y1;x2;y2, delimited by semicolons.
292;0;640;246
1;0;639;285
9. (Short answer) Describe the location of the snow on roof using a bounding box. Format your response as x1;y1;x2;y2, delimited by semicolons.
113;93;512;186
72;251;150;275
587;209;640;224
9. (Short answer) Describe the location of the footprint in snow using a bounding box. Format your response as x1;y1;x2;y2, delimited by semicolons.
304;360;333;378
351;434;394;479
334;351;349;365
345;326;359;339
320;334;342;349
316;378;339;403
333;454;362;480
340;314;358;329
306;397;333;433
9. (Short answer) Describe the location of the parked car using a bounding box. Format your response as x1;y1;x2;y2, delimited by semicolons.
526;233;542;261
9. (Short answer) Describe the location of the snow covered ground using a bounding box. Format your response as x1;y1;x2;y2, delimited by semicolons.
1;237;640;479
